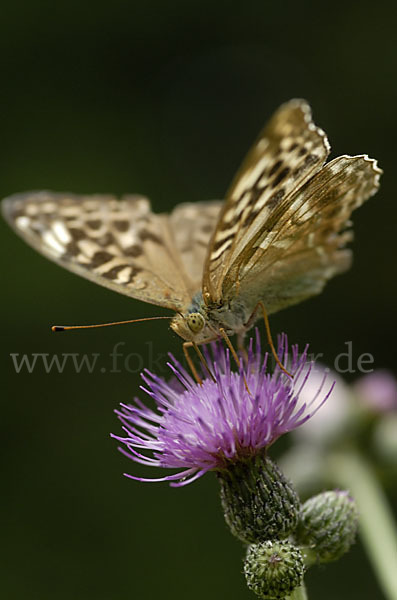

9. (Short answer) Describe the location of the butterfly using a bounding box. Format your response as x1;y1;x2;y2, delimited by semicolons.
2;99;381;351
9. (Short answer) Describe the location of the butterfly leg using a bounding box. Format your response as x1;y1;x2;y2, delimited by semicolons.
219;328;251;395
246;301;292;378
237;332;249;365
183;342;216;384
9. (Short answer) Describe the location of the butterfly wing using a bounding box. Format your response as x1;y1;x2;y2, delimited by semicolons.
203;100;381;317
169;200;223;292
233;154;381;314
203;99;331;302
2;191;222;311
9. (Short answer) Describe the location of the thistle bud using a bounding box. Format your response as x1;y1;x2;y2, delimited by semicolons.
217;455;300;544
244;540;305;599
296;490;359;563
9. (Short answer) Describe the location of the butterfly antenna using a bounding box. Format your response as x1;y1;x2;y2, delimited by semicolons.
52;316;172;332
258;302;293;378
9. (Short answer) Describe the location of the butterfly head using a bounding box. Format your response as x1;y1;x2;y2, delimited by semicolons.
170;311;214;343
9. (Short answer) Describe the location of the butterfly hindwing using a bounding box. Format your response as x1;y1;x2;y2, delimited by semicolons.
232;154;381;314
169;200;223;294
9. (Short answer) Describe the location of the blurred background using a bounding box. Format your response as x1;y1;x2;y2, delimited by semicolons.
1;1;396;599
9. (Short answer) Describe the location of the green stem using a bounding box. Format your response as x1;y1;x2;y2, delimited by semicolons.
328;449;397;600
287;584;308;600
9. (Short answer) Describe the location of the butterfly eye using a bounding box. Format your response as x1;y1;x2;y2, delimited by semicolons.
187;312;205;333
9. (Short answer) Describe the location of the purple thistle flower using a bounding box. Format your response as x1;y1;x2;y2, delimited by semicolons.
111;331;333;487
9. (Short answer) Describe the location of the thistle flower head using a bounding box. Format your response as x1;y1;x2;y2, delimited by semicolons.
112;332;333;486
244;540;305;599
296;490;359;564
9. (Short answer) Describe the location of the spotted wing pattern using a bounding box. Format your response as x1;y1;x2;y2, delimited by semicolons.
234;154;382;314
2;191;221;311
203;99;331;302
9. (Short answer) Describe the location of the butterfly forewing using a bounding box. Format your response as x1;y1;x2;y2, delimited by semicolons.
203;99;330;303
2;191;220;311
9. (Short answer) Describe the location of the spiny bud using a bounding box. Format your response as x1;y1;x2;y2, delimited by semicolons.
296;490;359;564
217;455;300;544
244;540;305;599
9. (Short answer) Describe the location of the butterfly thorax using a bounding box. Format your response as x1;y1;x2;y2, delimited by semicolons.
170;291;251;343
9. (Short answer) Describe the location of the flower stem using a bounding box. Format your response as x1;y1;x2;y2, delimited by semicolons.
328;449;397;600
287;584;308;600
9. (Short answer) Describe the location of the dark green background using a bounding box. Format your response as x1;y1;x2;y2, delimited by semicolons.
1;2;395;599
